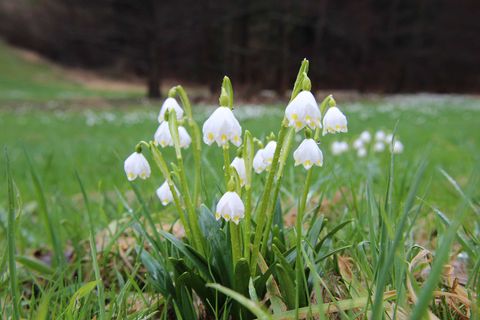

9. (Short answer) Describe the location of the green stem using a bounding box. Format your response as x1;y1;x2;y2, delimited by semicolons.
250;121;289;274
244;186;252;260
230;222;242;266
149;145;193;243
175;86;202;205
168;114;205;254
295;169;313;317
223;145;231;185
261;128;294;256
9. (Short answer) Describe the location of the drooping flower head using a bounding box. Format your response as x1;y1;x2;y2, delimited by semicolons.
154;122;192;148
331;141;349;155
202;107;242;147
158;97;184;123
322;106;348;136
156;181;178;206
353;138;364;150
359;131;372;143
293;138;323;170
285;91;321;132
373;141;386;152
253;140;277;174
391;140;404;154
124;152;151;181
215;191;245;224
375;130;386;142
230;157;246;186
357;148;367;158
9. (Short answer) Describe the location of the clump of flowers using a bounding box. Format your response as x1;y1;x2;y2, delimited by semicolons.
122;60;351;319
330;129;404;158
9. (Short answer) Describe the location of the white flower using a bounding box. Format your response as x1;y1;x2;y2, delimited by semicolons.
253;141;277;173
322;106;348;135
285;91;321;132
154;122;191;148
230;157;246;186
373;141;386;152
375;130;386;141
156;181;178;206
353;138;364;150
124;152;151;181
253;149;267;173
331;141;349;155
359;131;372;143
357;148;367;158
391;141;404;154
293;139;323;170
158;98;184;122
202;107;242;147
385;134;394;144
215;191;245;224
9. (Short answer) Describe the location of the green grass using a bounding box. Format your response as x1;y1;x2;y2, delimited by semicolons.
0;41;142;101
0;45;479;318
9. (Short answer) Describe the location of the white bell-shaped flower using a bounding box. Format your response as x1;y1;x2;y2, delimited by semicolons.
154;122;191;148
385;134;394;144
202;107;242;147
391;141;404;154
322;106;348;135
375;130;386;141
156;181;178;206
253;149;267;173
293;139;323;170
353;138;364;150
215;191;245;224
124;152;151;181
373;141;386;152
331;141;349;155
359;131;372;143
253;140;278;174
285;91;321;132
357;148;367;158
158;98;184;122
230;157;247;186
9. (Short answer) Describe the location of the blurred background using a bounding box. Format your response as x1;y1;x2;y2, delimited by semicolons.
0;0;479;100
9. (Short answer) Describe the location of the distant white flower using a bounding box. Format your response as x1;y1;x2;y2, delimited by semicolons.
215;191;245;224
359;131;372;143
385;134;394;144
285;91;321;132
357;148;367;158
230;157;247;186
331;141;349;155
391;141;404;154
202;107;242;147
158;97;184;122
322;106;347;135
293;139;323;170
154;122;192;148
375;130;386;141
252;141;277;173
373;141;385;152
156;181;178;206
124;152;151;181
353;138;364;150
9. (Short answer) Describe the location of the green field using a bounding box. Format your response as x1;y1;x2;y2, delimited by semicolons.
1;43;479;319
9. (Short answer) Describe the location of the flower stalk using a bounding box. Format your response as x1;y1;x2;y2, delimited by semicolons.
251;59;310;274
168;110;205;254
172;86;202;205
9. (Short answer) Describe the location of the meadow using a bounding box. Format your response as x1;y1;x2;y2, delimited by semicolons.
0;44;479;319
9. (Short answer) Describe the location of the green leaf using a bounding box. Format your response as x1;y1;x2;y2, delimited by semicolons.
16;256;54;276
67;280;100;312
207;283;271;320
